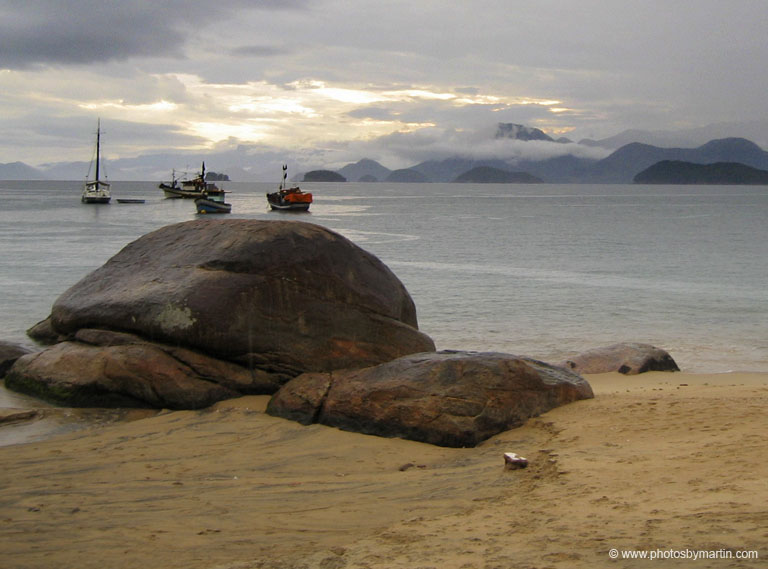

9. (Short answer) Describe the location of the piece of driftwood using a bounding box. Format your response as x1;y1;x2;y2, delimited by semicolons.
503;452;528;469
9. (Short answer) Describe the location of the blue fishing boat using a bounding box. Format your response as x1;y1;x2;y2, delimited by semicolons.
195;183;231;214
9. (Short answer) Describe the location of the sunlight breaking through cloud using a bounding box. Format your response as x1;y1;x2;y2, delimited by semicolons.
79;100;178;113
155;75;567;147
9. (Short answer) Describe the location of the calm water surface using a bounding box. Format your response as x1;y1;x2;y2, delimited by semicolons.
1;180;766;378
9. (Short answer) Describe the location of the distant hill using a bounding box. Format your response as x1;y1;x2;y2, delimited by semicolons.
585;138;768;183
410;157;517;183
205;171;229;181
330;138;768;184
454;166;543;183
516;154;598;183
0;161;46;180
634;161;768;184
303;170;346;182
338;159;391;182
385;169;429;183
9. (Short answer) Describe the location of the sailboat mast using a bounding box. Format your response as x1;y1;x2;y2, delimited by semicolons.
95;119;101;182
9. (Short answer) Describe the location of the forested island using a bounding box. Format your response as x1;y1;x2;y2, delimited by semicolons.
303;170;347;182
634;160;768;184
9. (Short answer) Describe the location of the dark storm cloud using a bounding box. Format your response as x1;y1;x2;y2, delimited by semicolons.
0;0;308;69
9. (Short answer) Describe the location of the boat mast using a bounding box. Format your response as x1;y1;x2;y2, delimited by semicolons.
95;118;101;182
281;164;287;190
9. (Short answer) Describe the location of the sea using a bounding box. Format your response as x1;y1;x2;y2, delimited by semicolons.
1;179;767;381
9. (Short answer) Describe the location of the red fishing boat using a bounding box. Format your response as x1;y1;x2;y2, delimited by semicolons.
266;165;313;211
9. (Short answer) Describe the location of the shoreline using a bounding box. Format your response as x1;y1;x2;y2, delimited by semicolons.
0;371;765;568
1;368;765;448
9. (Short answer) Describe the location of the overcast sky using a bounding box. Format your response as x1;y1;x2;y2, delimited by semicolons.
2;0;767;171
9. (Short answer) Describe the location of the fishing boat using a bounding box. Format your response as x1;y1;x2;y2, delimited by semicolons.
159;163;212;199
195;184;231;214
81;119;111;204
266;165;313;211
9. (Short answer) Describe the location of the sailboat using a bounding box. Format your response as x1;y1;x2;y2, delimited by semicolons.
81;119;111;204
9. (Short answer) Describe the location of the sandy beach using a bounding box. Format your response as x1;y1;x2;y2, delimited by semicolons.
0;371;765;569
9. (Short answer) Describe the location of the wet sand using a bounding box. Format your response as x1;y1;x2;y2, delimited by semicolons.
0;371;765;568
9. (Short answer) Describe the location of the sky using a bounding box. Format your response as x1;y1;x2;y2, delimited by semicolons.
2;0;768;177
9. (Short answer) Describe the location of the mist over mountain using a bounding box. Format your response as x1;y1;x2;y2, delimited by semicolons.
3;121;768;184
349;137;768;184
494;123;573;145
496;123;554;142
579;118;768;150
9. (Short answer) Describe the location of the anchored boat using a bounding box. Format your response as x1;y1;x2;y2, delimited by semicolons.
81;119;111;204
266;165;313;211
195;182;231;214
159;163;214;199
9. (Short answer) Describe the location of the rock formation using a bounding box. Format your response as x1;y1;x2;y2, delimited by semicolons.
47;219;433;372
267;350;594;447
559;342;680;375
7;219;435;407
7;330;271;409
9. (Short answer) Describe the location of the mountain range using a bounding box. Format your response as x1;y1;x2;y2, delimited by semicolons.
333;136;768;184
3;122;768;184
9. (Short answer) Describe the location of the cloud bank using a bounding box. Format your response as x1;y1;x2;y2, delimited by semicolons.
1;0;767;170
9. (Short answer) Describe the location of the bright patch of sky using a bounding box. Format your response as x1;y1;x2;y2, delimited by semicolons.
1;0;767;172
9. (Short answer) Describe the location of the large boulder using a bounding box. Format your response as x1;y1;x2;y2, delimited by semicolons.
5;330;280;408
267;351;594;448
42;219;435;376
559;342;680;375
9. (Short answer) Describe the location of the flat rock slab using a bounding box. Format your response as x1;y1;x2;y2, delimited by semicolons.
267;350;594;448
5;330;281;409
559;342;680;375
